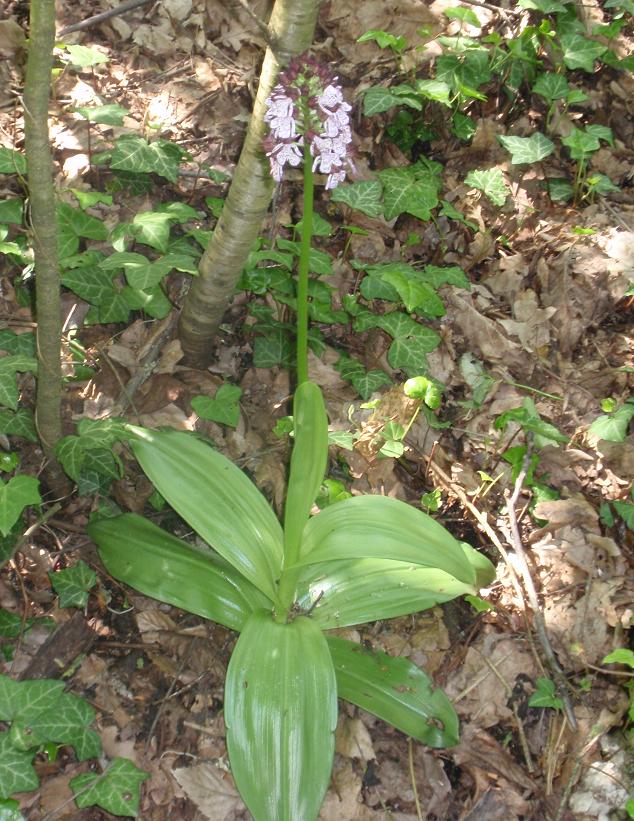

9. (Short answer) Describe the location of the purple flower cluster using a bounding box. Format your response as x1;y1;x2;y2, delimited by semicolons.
263;54;354;190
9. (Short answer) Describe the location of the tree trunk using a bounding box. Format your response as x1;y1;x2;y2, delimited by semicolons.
24;0;68;495
178;0;320;368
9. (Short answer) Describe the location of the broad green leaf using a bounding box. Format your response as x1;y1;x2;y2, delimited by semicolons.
0;200;23;225
77;417;129;447
109;135;154;173
0;149;26;176
63;44;108;68
0;733;38;797
283;383;328;562
517;0;568;10
464;168;509;206
75;104;129;125
191;383;242;428
0;476;40;536
121;284;171;319
528;676;563;710
295;495;485;586
602;648;634;668
49;560;96;608
70;189;113;209
548;178;574;202
357;30;407;53
452;112;476;140
559;34;606;72
612;500;634;529
414;79;452;106
253;331;294;368
0;355;37;411
532;72;569;101
89;513;271;631
129;428;283;600
495;398;568;447
498;132;555;164
585;124;613;146
561;127;600;160
376;311;422;340
327;636;459;747
295;558;480;629
131;211;173;252
444;6;482;26
225;611;337;821
418;264;470;290
350;369;392;400
588;398;634;442
71;758;149;817
55;436;85;482
404;375;442;409
330;180;384;218
379;271;441;314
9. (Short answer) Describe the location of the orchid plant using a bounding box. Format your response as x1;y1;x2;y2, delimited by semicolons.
89;53;496;821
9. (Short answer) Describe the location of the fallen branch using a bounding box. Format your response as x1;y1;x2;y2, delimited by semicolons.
57;0;155;38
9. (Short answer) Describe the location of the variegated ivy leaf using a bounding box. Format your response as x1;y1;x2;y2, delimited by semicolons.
121;285;172;319
0;198;23;224
131;211;174;252
0;355;37;411
49;560;97;609
72;758;148;816
192;384;242;428
516;0;569;10
464;168;510;206
388;331;441;375
331;180;383;218
62;267;118;306
0;331;35;357
559;33;606;73
75;103;129;125
379;167;440;221
0;409;37;442
498;132;555;164
349;369;392;400
363;87;408;116
0;147;26;175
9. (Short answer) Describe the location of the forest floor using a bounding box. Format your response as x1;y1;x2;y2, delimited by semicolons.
0;0;633;818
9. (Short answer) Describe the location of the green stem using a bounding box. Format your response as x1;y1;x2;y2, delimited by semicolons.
296;139;313;384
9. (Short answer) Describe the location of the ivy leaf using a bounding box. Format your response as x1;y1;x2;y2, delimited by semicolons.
418;265;470;289
444;6;482;26
464;168;509;205
413;79;452;106
71;758;149;817
375;311;422;340
75;104;129;125
0;148;26;175
498;132;555;164
388;331;441;374
191;384;242;428
131;212;173;252
49;560;97;609
26;692;101;760
0;356;37;411
330;180;383;218
363;87;404;116
602;648;634;668
532;72;569;101
0;199;23;224
0;332;35;357
588;399;634;442
55;436;85;482
517;0;568;10
528;677;563;710
559;33;606;72
0;732;38;797
380;271;438;313
63;44;108;68
62;267;118;306
349;370;392;400
561;127;600;160
379;167;439;220
0;476;40;537
612;500;634;529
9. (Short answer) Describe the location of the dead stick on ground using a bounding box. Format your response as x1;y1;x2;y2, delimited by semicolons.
505;434;577;730
57;0;155;37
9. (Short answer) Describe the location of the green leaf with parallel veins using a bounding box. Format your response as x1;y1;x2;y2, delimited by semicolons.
328;636;459;746
560;34;606;72
71;758;149;817
49;560;97;609
284;383;329;559
0;200;23;225
532;72;569;101
464;168;509;205
131;212;173;252
0;476;40;536
331;180;384;218
129;427;284;600
0;733;38;798
296;495;484;584
498;132;555;164
75;104;129;125
0;149;26;176
90;513;271;630
191;383;242;428
225;611;337;821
